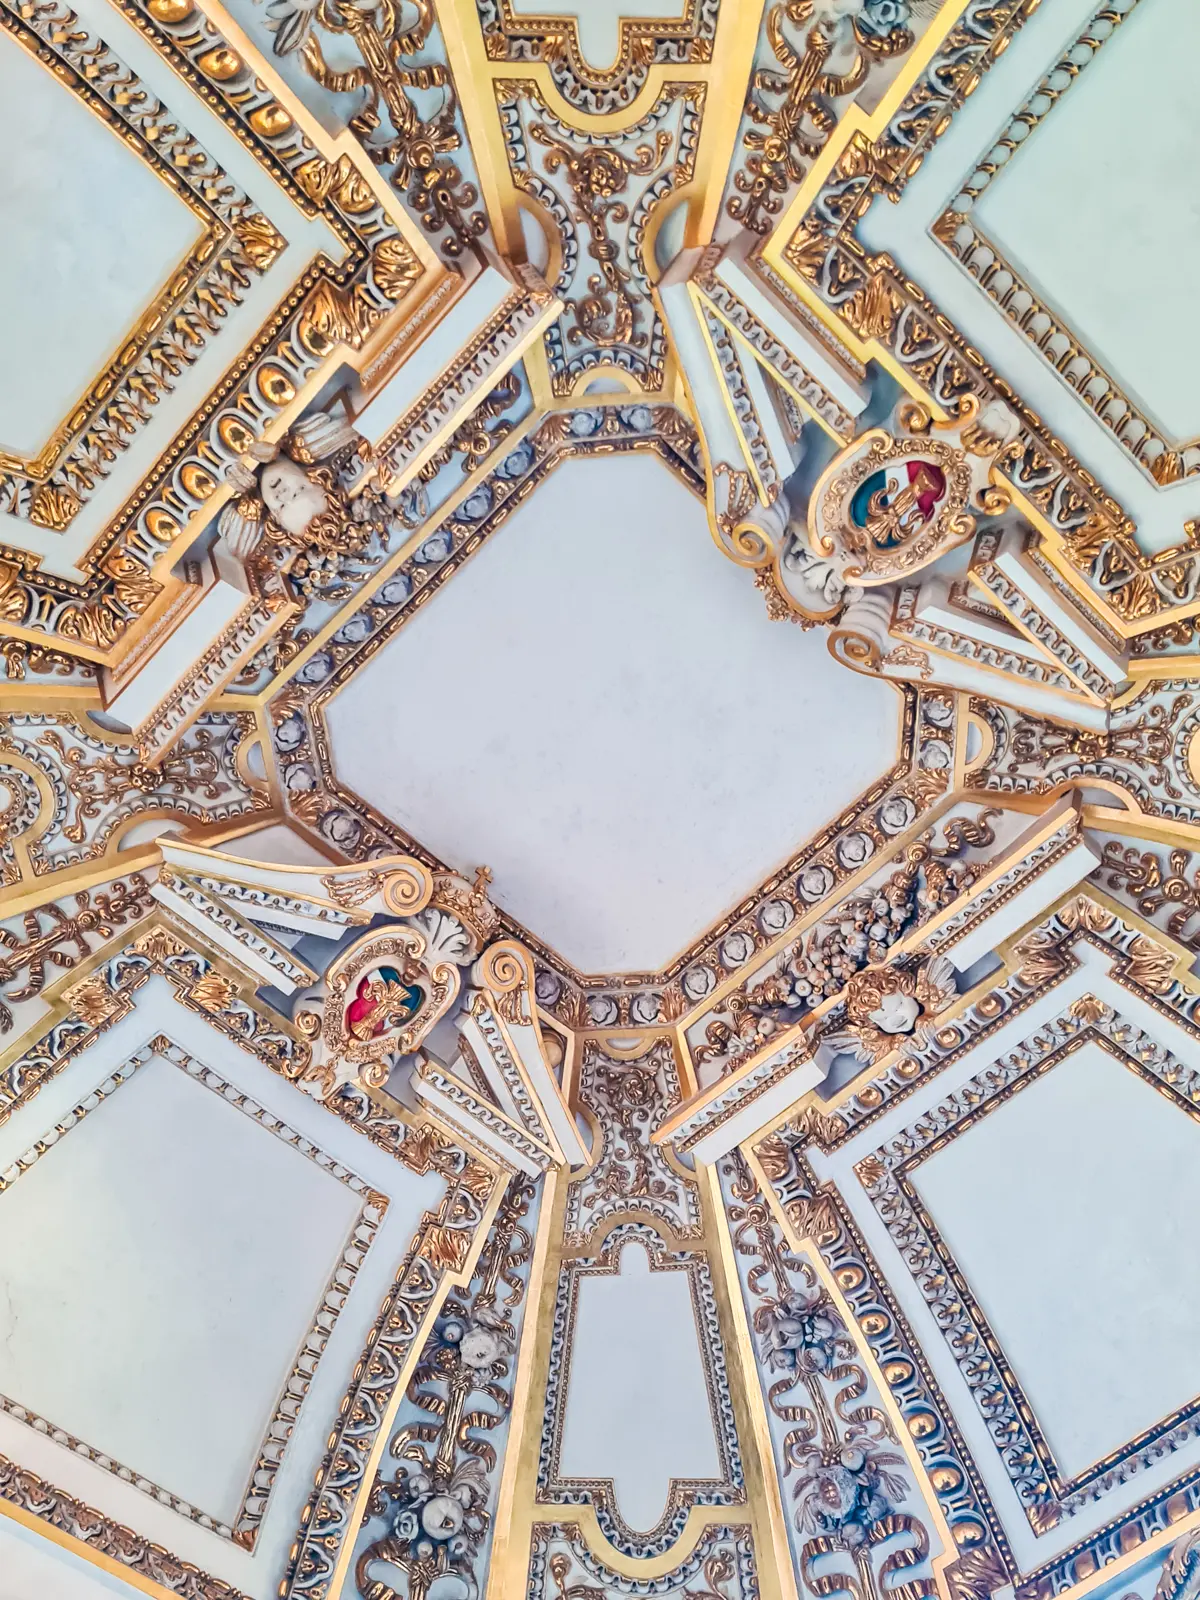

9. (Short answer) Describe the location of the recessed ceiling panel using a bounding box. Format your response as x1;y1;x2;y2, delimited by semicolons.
970;0;1200;442
325;453;900;975
914;1038;1200;1480
0;1046;364;1529
0;31;202;461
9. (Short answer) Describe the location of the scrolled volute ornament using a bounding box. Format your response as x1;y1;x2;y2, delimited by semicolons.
473;939;534;1028
808;394;1019;587
711;461;790;568
317;855;434;917
827;589;892;673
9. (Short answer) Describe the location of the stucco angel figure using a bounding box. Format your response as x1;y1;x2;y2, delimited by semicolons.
824;954;957;1064
217;405;388;571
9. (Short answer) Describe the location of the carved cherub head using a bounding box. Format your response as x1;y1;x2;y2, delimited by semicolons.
825;955;958;1065
259;456;330;538
217;407;371;564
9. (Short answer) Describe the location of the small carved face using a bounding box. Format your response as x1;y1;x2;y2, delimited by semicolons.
868;992;921;1035
260;458;328;536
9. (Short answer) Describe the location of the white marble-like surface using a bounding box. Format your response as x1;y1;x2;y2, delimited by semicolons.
0;33;202;458
971;0;1200;443
0;1514;139;1600
228;821;334;867
558;1237;721;1531
328;454;898;974
914;1038;1200;1479
0;1049;362;1526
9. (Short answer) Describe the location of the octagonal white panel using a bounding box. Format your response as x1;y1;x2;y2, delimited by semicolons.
327;453;899;974
0;31;202;459
914;1039;1200;1480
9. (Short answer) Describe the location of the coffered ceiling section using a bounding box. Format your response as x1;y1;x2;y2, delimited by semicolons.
0;0;341;572
11;9;1200;1600
858;0;1200;547
323;453;900;975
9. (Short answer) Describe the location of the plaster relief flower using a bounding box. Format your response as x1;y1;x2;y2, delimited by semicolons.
856;0;910;37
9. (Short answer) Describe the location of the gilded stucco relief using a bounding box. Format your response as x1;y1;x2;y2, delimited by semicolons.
5;2;1200;1600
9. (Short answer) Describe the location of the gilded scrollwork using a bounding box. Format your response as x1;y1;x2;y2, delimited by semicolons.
725;0;923;236
0;710;265;882
564;1037;703;1244
968;685;1200;822
9;3;1200;1597
352;1176;537;1600
0;875;153;1034
295;923;459;1098
253;0;486;257
498;86;702;393
720;1153;940;1600
1094;843;1200;951
806;397;1017;588
475;0;719;114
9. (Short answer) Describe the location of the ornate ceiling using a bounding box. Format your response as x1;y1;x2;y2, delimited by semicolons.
5;3;1200;1600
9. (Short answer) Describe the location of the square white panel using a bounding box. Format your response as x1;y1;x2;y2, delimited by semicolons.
971;0;1200;442
0;1049;364;1527
912;1039;1200;1479
0;32;202;458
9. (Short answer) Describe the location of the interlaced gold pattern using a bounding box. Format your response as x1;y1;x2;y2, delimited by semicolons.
8;5;1200;1600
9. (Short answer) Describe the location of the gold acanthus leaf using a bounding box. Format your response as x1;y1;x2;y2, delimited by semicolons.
419;1221;470;1271
1124;934;1176;995
29;483;81;531
189;972;236;1012
131;926;188;961
63;974;119;1028
372;235;422;302
841;273;902;342
234;212;287;271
